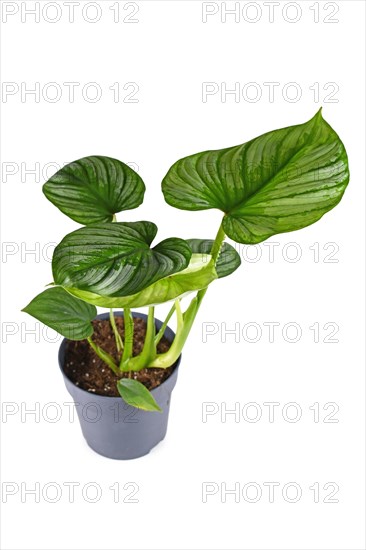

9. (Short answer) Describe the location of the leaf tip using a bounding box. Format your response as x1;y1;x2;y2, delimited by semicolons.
314;106;323;120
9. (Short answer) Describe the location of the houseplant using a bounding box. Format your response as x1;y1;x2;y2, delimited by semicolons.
23;109;349;458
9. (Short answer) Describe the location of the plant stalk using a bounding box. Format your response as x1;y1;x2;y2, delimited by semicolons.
148;297;199;368
196;222;226;305
87;336;119;375
154;302;176;346
120;308;134;369
148;222;226;369
109;308;123;352
122;306;156;372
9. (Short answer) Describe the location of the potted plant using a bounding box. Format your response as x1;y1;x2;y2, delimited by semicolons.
23;109;349;459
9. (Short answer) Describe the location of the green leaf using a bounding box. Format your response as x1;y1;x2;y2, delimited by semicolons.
52;221;192;297
63;253;218;308
22;287;97;340
43;156;145;225
162;110;349;244
117;378;162;412
186;239;241;278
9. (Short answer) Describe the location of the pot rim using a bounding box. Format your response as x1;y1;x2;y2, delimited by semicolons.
58;310;181;399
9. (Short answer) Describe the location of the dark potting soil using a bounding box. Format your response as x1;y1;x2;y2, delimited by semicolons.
63;317;174;397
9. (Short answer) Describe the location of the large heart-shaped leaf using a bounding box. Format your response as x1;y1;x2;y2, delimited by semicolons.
43;156;145;225
52;221;192;297
63;253;218;308
162;110;349;244
22;287;97;340
186;239;241;278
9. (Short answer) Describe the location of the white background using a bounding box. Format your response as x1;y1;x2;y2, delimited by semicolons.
1;1;365;549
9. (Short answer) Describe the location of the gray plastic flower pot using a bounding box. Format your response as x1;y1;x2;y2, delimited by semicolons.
58;311;180;460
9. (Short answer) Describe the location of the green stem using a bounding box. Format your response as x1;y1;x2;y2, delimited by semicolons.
122;306;156;372
196;222;226;304
211;222;226;264
148;222;226;369
154;302;176;346
148;297;199;369
120;308;134;369
87;337;119;375
175;298;183;326
109;308;123;352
